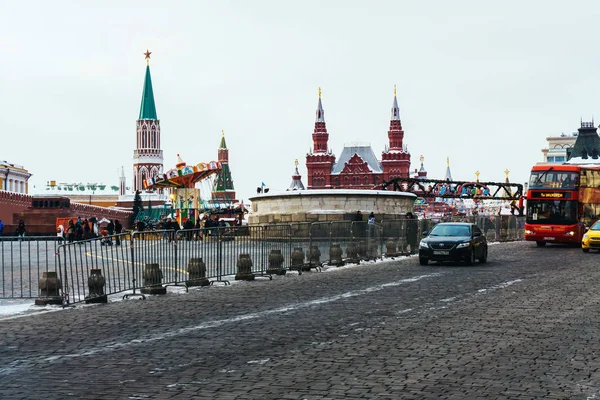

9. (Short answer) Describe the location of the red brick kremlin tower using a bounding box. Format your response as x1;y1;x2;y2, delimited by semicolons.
305;87;412;190
133;50;164;192
381;85;411;181
212;130;237;202
306;88;336;188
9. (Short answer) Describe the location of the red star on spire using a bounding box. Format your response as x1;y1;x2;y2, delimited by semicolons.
144;49;152;60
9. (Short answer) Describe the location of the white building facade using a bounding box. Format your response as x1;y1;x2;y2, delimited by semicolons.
541;132;578;163
0;160;31;194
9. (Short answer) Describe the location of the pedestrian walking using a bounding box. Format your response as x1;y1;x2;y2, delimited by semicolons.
194;218;202;240
0;219;4;237
57;224;65;241
67;220;76;242
367;212;376;238
114;220;122;246
16;220;26;238
405;212;418;254
106;219;115;244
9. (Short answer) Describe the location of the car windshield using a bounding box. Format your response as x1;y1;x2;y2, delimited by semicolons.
590;221;600;231
429;224;471;237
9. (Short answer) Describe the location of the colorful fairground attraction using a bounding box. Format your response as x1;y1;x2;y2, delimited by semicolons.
142;154;222;226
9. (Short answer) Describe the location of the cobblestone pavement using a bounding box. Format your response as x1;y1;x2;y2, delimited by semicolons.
2;241;600;399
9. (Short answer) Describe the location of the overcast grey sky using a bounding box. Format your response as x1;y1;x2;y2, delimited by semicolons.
2;1;599;202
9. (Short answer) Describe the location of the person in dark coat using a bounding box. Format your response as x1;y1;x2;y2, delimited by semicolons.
184;218;194;241
167;218;178;242
16;220;26;238
106;220;115;244
194;218;202;240
405;212;418;254
114;220;123;246
67;220;76;243
83;219;91;240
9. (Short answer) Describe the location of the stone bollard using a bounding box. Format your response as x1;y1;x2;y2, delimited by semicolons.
35;271;63;306
306;245;321;270
235;253;255;281
187;257;210;287
291;247;305;271
329;243;344;266
266;249;286;275
385;238;398;257
356;241;368;259
141;263;167;295
345;243;359;264
85;269;107;304
368;240;379;259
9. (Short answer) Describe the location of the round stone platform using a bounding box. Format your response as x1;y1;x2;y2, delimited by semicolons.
248;189;416;225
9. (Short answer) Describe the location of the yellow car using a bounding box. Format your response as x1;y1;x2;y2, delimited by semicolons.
582;221;600;252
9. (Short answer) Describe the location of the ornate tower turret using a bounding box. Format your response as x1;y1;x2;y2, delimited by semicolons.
312;87;329;153
119;166;126;196
417;155;427;179
381;85;411;181
569;120;600;161
444;157;453;181
287;159;306;191
133;50;164;192
212;130;236;202
306;88;336;189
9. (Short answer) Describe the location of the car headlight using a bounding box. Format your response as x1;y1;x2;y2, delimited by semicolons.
524;229;535;235
419;241;429;249
565;231;575;236
583;234;589;240
456;242;471;248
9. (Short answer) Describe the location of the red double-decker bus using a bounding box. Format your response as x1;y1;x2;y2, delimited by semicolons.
525;164;600;246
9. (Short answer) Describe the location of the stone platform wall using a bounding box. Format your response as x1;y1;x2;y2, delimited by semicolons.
248;189;416;225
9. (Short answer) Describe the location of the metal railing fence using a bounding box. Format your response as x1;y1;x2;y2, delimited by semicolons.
0;237;63;299
1;216;526;303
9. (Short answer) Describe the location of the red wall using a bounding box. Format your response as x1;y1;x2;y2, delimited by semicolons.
0;190;133;235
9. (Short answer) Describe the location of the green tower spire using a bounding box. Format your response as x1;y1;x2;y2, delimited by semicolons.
139;50;157;120
219;129;227;149
213;163;235;192
212;130;236;202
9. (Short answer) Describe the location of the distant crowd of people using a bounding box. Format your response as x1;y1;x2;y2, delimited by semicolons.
56;217;122;244
133;213;245;241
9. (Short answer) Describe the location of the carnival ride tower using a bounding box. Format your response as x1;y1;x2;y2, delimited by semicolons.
381;85;411;181
306;88;336;189
133;50;164;192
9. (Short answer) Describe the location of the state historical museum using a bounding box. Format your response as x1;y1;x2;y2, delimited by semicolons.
306;87;411;189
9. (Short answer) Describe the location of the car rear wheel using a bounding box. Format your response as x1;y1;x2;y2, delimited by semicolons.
583;248;590;253
465;249;475;266
479;246;488;263
536;241;546;247
419;257;429;266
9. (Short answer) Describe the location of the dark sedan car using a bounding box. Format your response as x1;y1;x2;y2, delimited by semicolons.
418;222;488;266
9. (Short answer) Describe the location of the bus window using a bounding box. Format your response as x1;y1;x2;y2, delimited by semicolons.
526;199;578;225
529;171;579;189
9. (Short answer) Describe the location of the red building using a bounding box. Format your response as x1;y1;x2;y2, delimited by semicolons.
306;87;412;189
